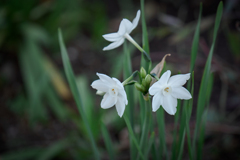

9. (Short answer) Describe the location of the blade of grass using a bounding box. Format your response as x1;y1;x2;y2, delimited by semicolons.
190;4;202;73
58;29;100;160
197;73;214;160
145;132;155;159
123;41;137;159
123;114;145;160
171;100;181;160
137;100;151;160
101;123;115;160
1;148;43;160
157;107;167;159
193;1;223;158
185;72;195;160
140;0;151;72
37;138;70;160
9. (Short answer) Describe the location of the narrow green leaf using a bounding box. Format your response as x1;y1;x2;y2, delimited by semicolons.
185;72;195;160
58;29;100;160
171;100;181;160
123;41;136;159
137;100;151;160
1;148;43;160
123;115;145;160
193;1;223;158
101;123;115;160
146;132;155;159
157;107;167;159
190;4;202;73
37;139;70;160
140;0;151;71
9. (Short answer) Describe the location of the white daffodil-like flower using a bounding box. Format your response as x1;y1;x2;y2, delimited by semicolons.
103;10;143;52
91;73;128;117
149;70;192;115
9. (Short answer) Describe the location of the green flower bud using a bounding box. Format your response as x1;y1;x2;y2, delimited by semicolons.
145;74;152;89
142;79;147;87
140;67;147;79
134;82;146;93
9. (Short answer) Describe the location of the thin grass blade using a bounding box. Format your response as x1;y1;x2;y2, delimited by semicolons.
58;29;100;160
193;1;223;158
101;123;115;160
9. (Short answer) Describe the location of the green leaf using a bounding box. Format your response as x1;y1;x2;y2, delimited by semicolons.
140;0;151;72
37;139;70;160
190;3;202;73
58;29;100;160
193;1;223;158
123;115;145;160
1;148;43;160
123;41;136;159
101;123;115;160
157;107;167;159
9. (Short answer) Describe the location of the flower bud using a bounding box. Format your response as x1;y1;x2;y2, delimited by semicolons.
145;74;152;89
140;67;147;79
134;82;146;93
142;79;147;87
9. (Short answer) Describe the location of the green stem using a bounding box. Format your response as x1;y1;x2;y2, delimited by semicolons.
137;100;151;160
123;115;145;160
157;107;167;159
124;33;150;61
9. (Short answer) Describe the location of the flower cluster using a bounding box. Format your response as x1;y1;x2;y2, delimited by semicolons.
91;10;192;117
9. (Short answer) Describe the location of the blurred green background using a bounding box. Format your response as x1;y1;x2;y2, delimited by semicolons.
0;0;240;159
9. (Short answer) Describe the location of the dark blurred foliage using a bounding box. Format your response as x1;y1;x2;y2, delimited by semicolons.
0;0;240;159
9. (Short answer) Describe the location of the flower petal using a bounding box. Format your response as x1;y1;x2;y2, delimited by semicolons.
149;82;161;95
118;19;132;35
158;70;171;86
112;78;124;89
130;10;141;33
171;86;192;100
91;79;109;92
103;38;124;51
102;33;121;42
152;92;163;112
162;95;177;115
101;93;117;109
115;99;126;117
168;73;190;87
96;73;114;84
118;89;128;105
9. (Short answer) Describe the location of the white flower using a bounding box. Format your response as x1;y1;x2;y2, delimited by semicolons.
149;70;192;115
91;73;128;117
103;10;143;52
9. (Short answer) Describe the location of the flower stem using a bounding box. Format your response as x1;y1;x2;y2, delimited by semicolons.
123;114;145;160
137;99;151;159
124;33;151;62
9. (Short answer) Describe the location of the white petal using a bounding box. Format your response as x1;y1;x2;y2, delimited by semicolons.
118;89;128;105
101;93;117;109
102;33;121;42
162;95;177;115
158;70;171;86
115;99;126;117
103;38;124;51
130;10;141;33
152;92;163;112
118;19;132;35
112;78;124;89
149;82;161;95
91;80;109;92
168;73;190;87
96;73;114;84
171;87;192;100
